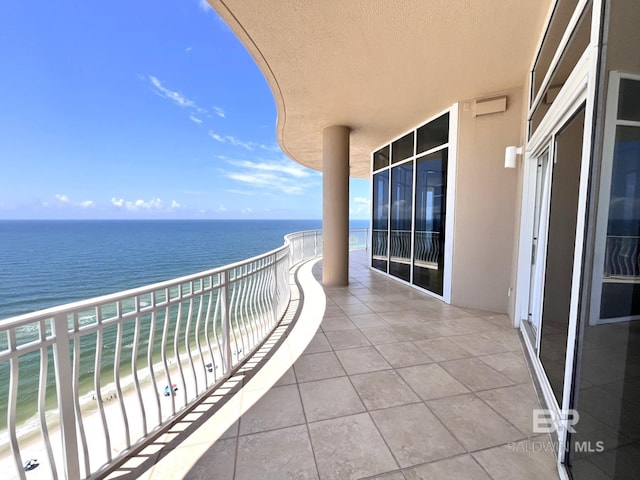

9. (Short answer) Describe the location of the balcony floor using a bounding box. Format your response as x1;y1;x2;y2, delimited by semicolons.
139;251;559;480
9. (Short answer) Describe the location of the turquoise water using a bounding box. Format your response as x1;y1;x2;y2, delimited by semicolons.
0;219;368;432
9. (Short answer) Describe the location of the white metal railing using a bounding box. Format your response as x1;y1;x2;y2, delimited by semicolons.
382;229;439;266
414;231;440;268
604;235;640;280
0;228;368;480
390;229;412;263
372;229;388;259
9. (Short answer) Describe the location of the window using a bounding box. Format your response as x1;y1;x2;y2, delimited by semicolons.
370;110;451;297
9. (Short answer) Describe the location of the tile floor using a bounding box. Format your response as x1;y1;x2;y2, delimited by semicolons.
182;251;559;480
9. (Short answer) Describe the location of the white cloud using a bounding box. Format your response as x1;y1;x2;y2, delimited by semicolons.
220;156;319;196
80;200;95;208
212;106;225;118
227;159;312;178
198;0;211;12
112;197;170;211
186;46;193;53
126;198;162;210
149;76;205;114
189;115;202;124
216;204;228;212
209;131;225;142
351;196;371;216
55;194;69;203
207;131;264;151
241;207;253;215
225;171;305;195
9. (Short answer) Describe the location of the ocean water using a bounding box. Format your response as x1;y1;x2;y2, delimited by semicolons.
0;219;354;320
0;219;368;434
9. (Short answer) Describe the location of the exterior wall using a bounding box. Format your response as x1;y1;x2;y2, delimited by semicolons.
451;87;526;313
604;0;640;75
507;84;532;322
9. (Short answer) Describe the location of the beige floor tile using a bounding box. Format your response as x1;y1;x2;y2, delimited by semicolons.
183;438;237;480
477;383;542;435
239;384;305;435
365;301;404;313
325;329;372;350
471;435;559;480
426;319;475;336
368;473;405;480
403;454;491;480
481;314;513;329
477;351;532;384
480;330;522;352
235;425;319;480
299;376;365;422
375;342;433;368
394;324;441;341
449;334;511;356
349;313;389;328
350;370;420;410
360;326;414;345
273;367;297;387
452;317;500;333
330;295;366;306
379;310;429;325
397;364;469;400
321;315;358;332
308;413;398;480
427;393;524;451
413;337;473;362
335;346;391;375
323;305;345;318
294;351;346;383
371;403;465;467
219;420;239;439
304;332;332;354
440;357;515;391
339;302;375;316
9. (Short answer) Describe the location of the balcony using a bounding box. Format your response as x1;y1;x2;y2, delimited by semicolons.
124;252;558;480
0;232;558;479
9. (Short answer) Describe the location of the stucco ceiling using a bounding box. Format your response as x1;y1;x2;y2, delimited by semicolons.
210;0;552;178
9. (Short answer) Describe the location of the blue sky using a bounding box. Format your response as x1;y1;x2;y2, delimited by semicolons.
0;1;370;220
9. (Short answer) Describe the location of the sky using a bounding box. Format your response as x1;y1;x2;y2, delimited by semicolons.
0;1;370;220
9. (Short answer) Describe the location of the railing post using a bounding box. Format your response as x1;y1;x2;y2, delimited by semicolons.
220;270;232;372
366;228;370;251
314;231;318;257
52;313;81;480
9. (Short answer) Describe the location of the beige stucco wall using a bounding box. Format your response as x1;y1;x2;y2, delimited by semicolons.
451;87;526;313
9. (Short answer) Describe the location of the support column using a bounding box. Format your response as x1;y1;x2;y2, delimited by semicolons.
322;125;350;286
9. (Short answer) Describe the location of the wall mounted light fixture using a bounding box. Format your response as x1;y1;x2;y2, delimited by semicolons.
504;146;523;168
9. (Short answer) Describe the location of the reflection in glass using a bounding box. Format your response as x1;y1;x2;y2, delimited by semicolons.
413;150;447;295
389;164;413;281
417;113;449;154
373;145;390;171
372;171;389;272
530;3;591;137
570;81;640;479
539;107;584;405
617;79;640;122
391;132;414;164
600;126;640;319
